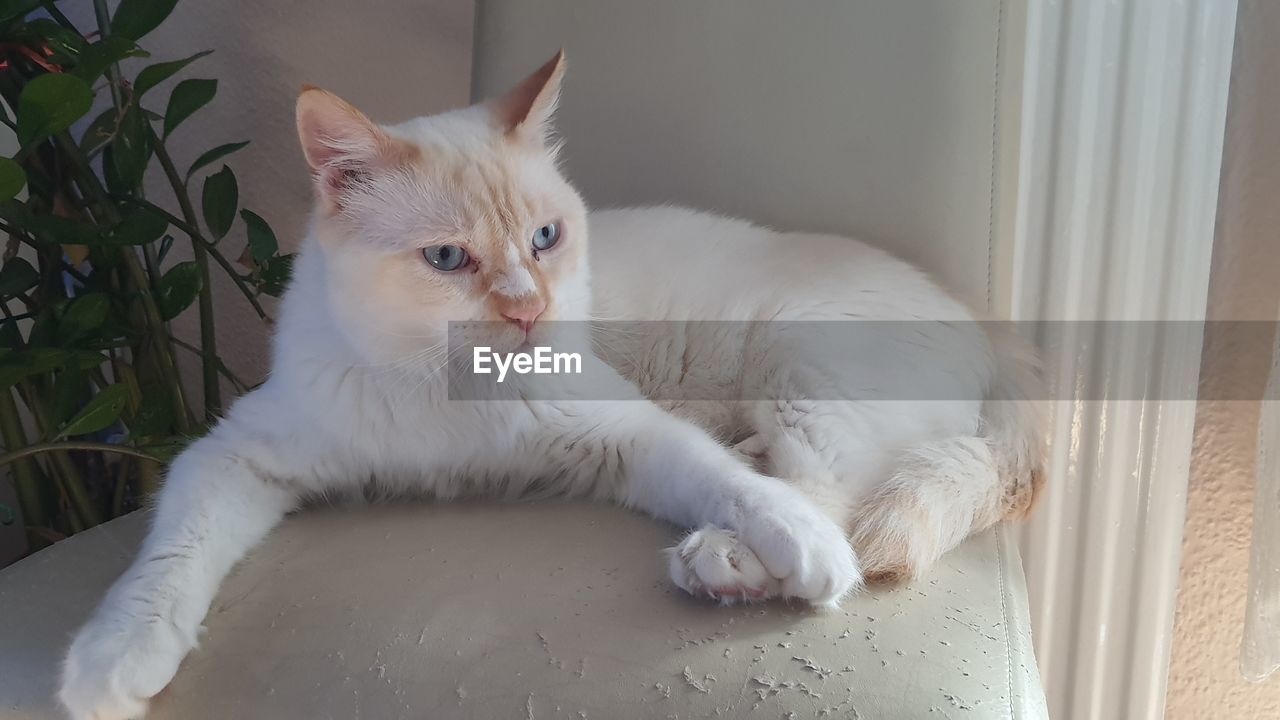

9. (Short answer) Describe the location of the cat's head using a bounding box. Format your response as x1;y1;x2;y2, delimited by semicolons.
295;51;589;367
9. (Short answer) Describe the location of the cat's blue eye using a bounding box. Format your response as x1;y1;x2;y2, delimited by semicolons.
423;244;470;272
532;222;560;251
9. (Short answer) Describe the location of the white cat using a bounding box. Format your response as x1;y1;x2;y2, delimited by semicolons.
59;52;1043;720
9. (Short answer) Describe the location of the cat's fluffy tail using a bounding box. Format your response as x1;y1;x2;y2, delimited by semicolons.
849;328;1047;584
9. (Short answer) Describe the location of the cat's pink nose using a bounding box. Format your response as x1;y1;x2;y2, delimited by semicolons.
501;299;546;334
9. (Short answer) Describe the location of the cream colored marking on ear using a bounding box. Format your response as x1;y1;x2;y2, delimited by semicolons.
295;87;416;215
295;88;387;171
489;49;566;143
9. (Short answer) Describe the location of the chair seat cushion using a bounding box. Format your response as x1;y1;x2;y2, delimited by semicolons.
0;501;1047;719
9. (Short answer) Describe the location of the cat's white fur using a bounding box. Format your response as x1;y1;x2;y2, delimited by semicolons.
59;53;1043;720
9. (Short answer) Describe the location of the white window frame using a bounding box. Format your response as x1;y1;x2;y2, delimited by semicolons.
996;2;1240;718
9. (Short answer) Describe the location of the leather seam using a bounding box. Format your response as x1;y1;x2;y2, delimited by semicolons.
985;0;1005;313
996;527;1016;720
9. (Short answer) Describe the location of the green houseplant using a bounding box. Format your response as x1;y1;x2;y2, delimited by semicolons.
0;0;292;552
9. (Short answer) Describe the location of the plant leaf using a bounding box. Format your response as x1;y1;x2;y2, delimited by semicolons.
0;257;38;296
70;350;109;372
157;234;175;264
16;74;94;146
108;104;152;190
28;18;88;65
49;367;88;429
0;201;98;246
71;35;145;83
0;158;26;203
0;318;21;350
101;208;169;246
163;78;216;137
110;0;179;42
134;50;213;98
79;107;119;157
0;0;42;24
156;261;202;320
100;144;129;196
201;165;237;240
0;348;102;388
0;348;68;387
26;306;58;348
186;141;249;181
258;253;295;297
128;385;174;438
59;294;109;342
240;209;278;264
56;383;129;439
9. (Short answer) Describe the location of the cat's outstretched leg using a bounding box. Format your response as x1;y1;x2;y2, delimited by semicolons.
616;411;859;606
544;377;860;606
59;415;300;720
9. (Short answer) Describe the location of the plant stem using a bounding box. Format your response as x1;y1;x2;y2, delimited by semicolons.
0;441;162;469
0;387;47;526
150;133;221;418
111;197;272;322
168;335;250;393
89;2;165;292
111;456;130;517
134;456;160;496
19;380;103;529
51;131;194;433
49;446;101;528
91;0;125;112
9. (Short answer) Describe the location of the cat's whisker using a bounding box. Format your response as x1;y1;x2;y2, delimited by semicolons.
354;345;447;379
399;341;474;395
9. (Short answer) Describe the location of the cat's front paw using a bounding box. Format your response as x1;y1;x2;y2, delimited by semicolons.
669;493;861;607
668;527;780;604
60;608;194;720
732;494;861;607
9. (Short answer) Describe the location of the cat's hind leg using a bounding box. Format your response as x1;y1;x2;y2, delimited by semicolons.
848;432;1044;584
747;397;891;526
753;403;1041;584
749;395;1023;584
850;335;1047;583
849;436;1010;584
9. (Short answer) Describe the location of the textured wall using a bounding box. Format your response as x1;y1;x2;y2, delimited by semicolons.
68;0;475;390
1167;1;1280;716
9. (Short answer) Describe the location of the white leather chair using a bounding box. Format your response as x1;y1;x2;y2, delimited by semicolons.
0;502;1045;719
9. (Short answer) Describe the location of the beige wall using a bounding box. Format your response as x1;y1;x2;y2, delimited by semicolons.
1168;1;1280;716
474;0;1007;310
70;0;476;389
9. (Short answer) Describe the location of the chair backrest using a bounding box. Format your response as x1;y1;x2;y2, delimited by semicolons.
473;0;1007;308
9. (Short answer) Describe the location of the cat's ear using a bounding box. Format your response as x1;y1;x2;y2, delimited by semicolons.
296;87;413;214
490;50;565;146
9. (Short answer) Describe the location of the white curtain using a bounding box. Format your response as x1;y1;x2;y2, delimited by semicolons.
1242;324;1280;681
